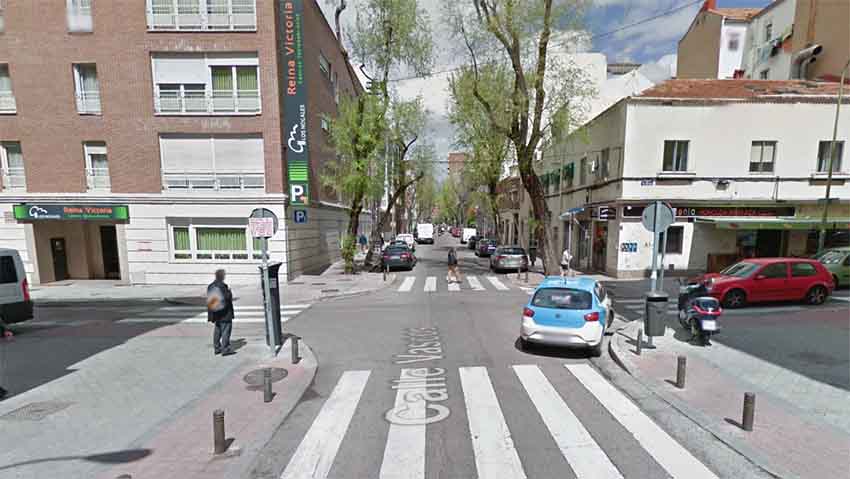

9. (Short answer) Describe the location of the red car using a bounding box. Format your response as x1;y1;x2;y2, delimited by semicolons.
695;258;834;308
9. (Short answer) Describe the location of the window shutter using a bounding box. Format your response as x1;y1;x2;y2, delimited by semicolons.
160;136;214;172
213;136;264;171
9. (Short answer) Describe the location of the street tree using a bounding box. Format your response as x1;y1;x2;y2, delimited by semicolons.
445;0;594;273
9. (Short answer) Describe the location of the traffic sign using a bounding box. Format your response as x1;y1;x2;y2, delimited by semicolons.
598;206;616;220
641;202;674;232
293;209;308;224
249;208;279;238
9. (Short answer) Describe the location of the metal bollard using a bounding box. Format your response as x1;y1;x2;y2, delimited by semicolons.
524;268;529;283
213;409;226;454
263;368;273;403
383;264;387;281
742;392;756;431
675;356;687;389
636;328;643;355
291;335;301;364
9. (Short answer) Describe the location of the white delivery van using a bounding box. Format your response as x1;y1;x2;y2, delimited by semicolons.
416;223;434;244
462;228;477;245
0;249;33;324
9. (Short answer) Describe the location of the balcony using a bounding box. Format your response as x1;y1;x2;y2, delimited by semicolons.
147;7;256;31
162;172;264;192
76;91;101;114
0;91;15;113
155;89;260;115
1;167;25;191
86;168;111;191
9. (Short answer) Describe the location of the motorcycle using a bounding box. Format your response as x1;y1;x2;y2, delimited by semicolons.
677;280;722;346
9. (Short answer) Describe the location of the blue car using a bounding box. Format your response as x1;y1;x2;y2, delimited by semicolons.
520;277;613;357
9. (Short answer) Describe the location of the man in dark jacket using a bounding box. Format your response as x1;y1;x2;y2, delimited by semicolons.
207;269;235;356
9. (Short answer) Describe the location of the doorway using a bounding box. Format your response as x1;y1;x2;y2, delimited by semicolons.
755;230;782;257
100;225;121;279
50;237;69;281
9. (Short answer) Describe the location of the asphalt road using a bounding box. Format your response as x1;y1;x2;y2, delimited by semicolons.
248;234;763;479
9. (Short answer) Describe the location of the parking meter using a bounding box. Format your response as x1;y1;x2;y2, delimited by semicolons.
260;261;283;347
644;291;668;337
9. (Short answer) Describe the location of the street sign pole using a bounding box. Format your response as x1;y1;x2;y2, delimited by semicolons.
262;236;275;357
649;202;660;292
250;208;280;357
659;225;668;292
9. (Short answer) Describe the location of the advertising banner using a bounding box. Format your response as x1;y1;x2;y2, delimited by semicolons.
13;204;129;221
282;0;310;205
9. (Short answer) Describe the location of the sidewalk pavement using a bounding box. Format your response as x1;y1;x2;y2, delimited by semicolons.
0;321;317;479
31;258;396;307
609;318;850;479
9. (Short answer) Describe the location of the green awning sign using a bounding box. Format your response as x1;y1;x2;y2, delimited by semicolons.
13;204;129;221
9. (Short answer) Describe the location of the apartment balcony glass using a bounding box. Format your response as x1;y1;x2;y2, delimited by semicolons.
147;0;256;31
1;167;25;190
162;172;265;191
0;91;14;114
76;90;101;114
67;0;93;32
86;168;111;190
155;88;260;114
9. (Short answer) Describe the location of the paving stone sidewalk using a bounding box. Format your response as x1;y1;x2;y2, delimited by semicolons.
609;319;850;479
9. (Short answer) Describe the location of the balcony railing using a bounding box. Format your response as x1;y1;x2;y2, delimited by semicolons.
76;90;101;114
163;172;264;192
155;89;260;115
147;9;256;31
0;91;15;113
1;168;25;191
86;168;111;191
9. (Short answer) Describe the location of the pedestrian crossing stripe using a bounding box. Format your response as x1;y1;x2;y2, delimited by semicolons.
395;275;518;293
278;364;719;479
467;276;485;291
486;276;510;291
116;304;311;324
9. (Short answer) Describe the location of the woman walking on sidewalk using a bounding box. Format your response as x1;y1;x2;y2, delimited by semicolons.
447;247;460;284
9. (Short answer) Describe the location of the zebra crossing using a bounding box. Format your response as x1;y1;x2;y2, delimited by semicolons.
278;363;719;479
116;303;312;324
396;275;513;293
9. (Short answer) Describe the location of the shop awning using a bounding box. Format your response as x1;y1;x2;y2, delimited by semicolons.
695;217;850;230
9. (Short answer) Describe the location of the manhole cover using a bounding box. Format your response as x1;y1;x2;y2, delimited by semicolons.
243;367;288;387
1;401;74;421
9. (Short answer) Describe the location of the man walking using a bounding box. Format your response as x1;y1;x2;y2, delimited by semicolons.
207;269;235;356
447;247;460;283
561;247;573;278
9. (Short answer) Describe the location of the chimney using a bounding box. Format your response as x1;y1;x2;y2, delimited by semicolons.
701;0;717;12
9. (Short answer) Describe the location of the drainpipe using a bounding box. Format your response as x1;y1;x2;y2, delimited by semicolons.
791;44;823;79
334;0;347;48
817;59;850;253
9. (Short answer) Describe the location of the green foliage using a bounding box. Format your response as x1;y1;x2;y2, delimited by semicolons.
340;234;358;274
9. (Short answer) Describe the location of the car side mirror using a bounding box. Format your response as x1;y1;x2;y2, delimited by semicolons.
755;274;767;280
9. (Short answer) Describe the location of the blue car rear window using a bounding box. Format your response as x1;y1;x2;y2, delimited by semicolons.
532;288;592;309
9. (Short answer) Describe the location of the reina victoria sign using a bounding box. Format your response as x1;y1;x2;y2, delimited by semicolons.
13;204;130;221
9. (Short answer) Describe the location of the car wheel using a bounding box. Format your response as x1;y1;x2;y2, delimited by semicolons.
519;337;531;351
589;341;603;358
806;285;828;305
833;275;841;289
722;289;746;308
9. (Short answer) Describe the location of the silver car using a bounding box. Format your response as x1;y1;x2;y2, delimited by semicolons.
490;246;529;273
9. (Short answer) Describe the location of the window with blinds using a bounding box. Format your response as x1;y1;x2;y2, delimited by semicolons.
152;54;259;114
0;64;14;113
1;141;25;191
73;63;101;114
159;134;265;192
67;0;93;32
169;223;267;261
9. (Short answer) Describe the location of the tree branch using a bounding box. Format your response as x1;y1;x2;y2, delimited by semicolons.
528;0;554;150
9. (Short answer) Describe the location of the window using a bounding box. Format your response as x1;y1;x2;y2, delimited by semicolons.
791;262;817;277
564;162;574;188
67;0;93;32
332;71;339;104
321;117;330;132
84;142;110;191
0;256;17;284
594;283;606;302
760;262;787;279
728;33;740;51
817;141;844;173
0;141;25;191
579;157;587;185
532;288;592;310
169;223;266;261
148;0;256;30
73;63;101;114
0;64;15;113
658;226;684;254
599;148;610;179
750;141;776;173
0;0;5;33
662;140;689;172
319;53;331;81
152;54;260;114
764;22;772;42
759;69;769;80
160;134;265;191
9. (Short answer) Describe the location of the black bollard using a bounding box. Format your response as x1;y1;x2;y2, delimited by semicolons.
263;368;273;403
291;335;301;364
636;328;643;355
742;392;755;431
675;356;687;389
213;409;226;454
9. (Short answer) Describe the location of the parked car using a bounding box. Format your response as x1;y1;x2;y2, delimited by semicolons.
467;236;479;250
0;248;33;325
816;246;850;288
476;239;497;257
694;258;834;308
520;276;612;357
490;246;529;272
382;245;417;271
396;233;416;252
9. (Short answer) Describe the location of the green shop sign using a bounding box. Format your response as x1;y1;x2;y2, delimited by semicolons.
13;204;129;221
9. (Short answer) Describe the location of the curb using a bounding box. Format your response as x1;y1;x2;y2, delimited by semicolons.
607;318;794;479
34;297;169;307
318;273;398;302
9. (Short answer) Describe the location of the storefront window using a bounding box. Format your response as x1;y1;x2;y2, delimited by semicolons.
658;226;684;254
173;227;191;259
169;223;266;261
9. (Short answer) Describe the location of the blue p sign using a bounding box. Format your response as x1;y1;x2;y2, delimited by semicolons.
294;210;307;224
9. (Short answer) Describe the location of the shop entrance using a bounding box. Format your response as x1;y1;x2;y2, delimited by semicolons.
755;230;782;257
50;238;69;281
100;225;120;279
33;221;124;283
592;222;608;272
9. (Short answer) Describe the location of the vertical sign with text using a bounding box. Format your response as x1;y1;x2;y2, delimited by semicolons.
282;0;309;205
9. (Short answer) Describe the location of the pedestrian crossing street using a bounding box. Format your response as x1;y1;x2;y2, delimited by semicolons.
278;363;719;479
116;303;312;324
397;275;514;293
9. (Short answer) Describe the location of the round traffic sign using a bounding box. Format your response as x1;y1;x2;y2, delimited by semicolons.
641;202;675;232
249;208;279;238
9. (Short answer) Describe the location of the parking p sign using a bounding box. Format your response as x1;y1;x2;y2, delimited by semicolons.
294;209;308;224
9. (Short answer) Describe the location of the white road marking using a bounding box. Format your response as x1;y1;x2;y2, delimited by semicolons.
448;281;461;292
459;367;527;479
829;296;849;302
380;369;426;479
513;365;623;479
280;370;371;479
486;276;510;291
399;277;416;292
424;277;437;292
467;276;485;291
565;364;719;479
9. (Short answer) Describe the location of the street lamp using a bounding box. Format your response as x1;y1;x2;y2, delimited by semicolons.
817;58;850;253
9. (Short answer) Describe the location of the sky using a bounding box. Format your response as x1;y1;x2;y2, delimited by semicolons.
319;0;773;174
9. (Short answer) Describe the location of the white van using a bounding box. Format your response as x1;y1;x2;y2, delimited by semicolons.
416;223;434;244
0;249;33;324
462;228;477;244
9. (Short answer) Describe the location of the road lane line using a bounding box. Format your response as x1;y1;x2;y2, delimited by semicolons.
448;281;461;292
399;277;416;292
379;369;426;479
467;276;485;291
831;296;849;302
459;367;527;479
280;370;371;479
424;277;437;292
486;276;510;291
564;364;719;479
513;365;623;479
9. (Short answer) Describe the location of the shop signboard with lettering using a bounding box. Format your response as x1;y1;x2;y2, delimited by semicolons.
622;205;795;218
281;0;310;205
13;204;129;221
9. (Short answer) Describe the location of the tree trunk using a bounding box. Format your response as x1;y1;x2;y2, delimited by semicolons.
516;149;556;275
488;180;500;242
347;191;364;239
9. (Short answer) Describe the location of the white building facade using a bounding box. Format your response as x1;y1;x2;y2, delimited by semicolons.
741;0;796;80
